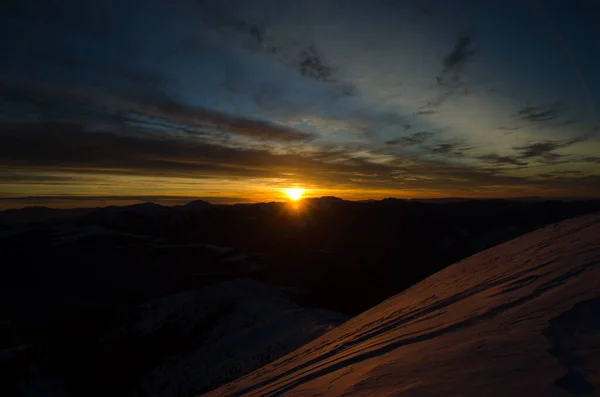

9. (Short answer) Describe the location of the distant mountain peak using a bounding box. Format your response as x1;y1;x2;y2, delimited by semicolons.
126;202;166;210
4;205;53;213
309;196;345;202
182;199;212;208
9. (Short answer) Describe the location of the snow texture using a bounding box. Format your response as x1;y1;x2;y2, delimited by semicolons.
54;225;154;243
103;280;347;397
204;213;600;397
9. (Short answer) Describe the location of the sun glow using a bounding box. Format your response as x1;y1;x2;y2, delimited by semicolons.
284;188;305;201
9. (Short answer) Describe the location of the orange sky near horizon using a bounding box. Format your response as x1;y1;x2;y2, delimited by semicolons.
0;171;592;210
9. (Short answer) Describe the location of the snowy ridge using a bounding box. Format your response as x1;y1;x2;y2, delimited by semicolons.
102;280;347;397
204;213;600;397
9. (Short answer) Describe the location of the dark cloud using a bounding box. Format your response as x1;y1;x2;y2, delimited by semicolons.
297;44;335;82
412;108;437;116
582;156;600;164
196;1;281;54
436;34;476;88
197;2;337;84
0;121;488;184
442;34;476;70
515;142;560;159
0;122;266;177
515;102;565;123
477;154;528;166
0;83;316;143
0;121;457;192
0;195;251;205
430;143;455;154
385;131;436;146
404;0;435;22
142;98;316;142
424;33;476;110
249;24;265;46
536;170;584;179
0;122;390;180
497;126;520;134
425;142;472;158
1;121;599;197
0;174;80;183
12;127;270;174
413;109;437;116
513;136;584;162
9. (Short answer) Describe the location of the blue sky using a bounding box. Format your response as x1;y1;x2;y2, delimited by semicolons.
1;0;599;206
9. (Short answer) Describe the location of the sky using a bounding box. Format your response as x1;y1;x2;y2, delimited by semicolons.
1;0;600;208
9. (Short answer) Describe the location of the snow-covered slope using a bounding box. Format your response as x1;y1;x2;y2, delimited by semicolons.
102;280;347;396
204;213;600;397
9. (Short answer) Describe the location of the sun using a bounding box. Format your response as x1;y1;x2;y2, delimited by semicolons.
284;188;305;201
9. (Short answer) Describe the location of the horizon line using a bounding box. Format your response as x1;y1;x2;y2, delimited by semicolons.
2;195;600;211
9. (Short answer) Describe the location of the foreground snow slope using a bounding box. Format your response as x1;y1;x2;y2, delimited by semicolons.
205;213;600;397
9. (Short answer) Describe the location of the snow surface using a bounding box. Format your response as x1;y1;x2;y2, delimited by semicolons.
221;254;250;263
196;244;235;254
145;242;235;253
204;213;600;397
54;225;155;243
0;344;32;361
103;280;347;397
